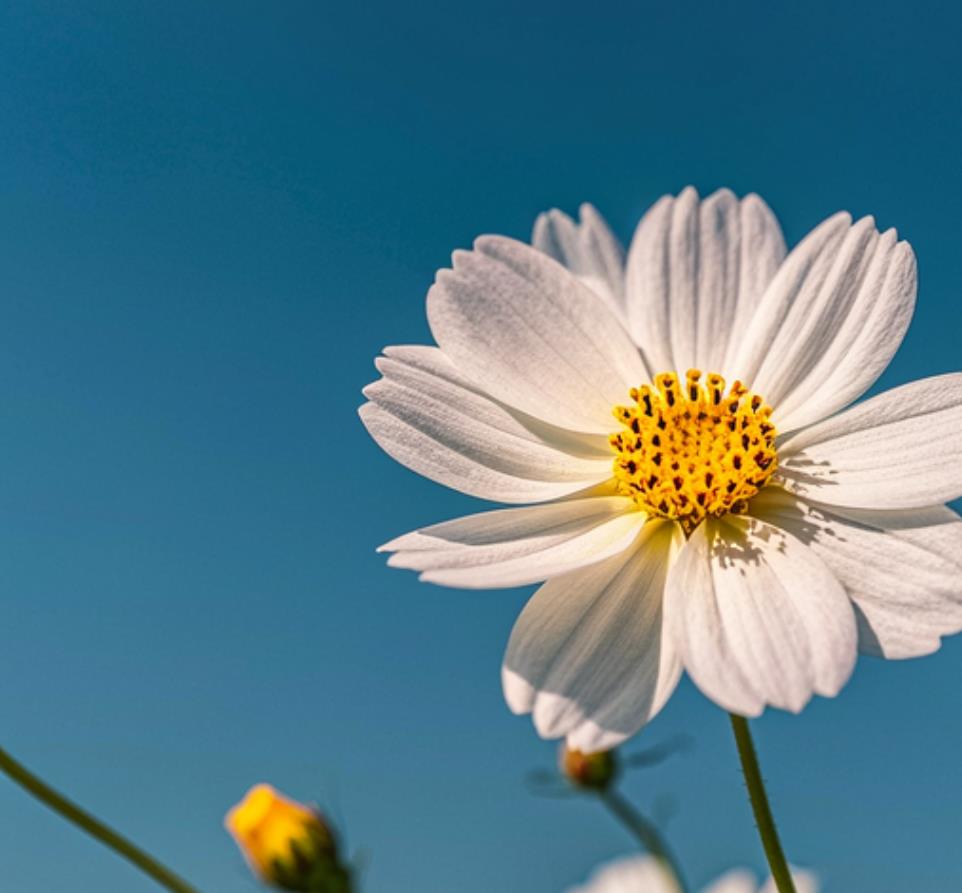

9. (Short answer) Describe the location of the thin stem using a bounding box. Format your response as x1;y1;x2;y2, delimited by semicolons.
0;744;203;893
728;715;796;893
598;787;688;893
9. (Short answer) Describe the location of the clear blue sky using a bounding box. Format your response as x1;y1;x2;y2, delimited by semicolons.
1;2;960;891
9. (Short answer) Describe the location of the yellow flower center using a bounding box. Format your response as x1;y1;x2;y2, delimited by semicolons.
609;370;778;533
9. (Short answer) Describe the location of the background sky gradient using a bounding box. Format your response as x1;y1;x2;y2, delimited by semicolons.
1;2;961;892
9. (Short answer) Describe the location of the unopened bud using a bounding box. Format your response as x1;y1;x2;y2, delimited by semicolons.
560;745;619;791
225;784;352;892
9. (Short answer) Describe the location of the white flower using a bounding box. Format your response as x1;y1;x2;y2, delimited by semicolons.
566;854;817;893
360;187;962;750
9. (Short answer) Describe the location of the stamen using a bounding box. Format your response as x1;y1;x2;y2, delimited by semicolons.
609;370;778;534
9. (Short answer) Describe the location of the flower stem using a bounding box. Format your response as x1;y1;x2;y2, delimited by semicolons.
598;788;688;893
728;715;796;893
0;744;203;893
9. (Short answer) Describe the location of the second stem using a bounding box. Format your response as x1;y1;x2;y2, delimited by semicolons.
0;745;203;893
598;787;688;893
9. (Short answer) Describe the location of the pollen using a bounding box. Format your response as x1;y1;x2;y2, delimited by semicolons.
609;370;778;533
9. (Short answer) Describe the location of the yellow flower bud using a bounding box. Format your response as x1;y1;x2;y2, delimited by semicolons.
560;745;619;791
225;784;351;892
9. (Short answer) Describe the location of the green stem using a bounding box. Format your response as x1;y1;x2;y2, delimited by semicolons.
728;715;796;893
0;744;203;893
598;788;688;893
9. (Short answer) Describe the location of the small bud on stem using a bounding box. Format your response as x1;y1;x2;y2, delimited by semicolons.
226;784;352;893
560;746;619;791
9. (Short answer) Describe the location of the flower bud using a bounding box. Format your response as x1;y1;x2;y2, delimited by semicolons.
225;784;352;892
560;745;619;791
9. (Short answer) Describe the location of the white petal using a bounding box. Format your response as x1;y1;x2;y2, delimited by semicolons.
427;236;647;434
378;345;612;457
759;870;819;893
701;870;759;893
664;514;856;716
624;187;786;373
730;212;916;432
751;487;962;659
566;855;674;893
778;373;962;510
360;347;613;504
532;203;626;322
380;497;646;589
502;520;682;750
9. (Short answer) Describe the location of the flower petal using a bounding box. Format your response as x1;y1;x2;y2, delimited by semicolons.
729;212;916;432
377;346;613;457
700;871;759;893
380;497;646;589
567;855;675;893
751;487;962;659
360;347;614;504
759;870;818;893
532;203;626;322
502;519;682;750
624;187;786;373
427;236;648;434
778;373;962;510
664;514;856;716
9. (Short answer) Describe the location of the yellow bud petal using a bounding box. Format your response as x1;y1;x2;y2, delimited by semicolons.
225;784;336;889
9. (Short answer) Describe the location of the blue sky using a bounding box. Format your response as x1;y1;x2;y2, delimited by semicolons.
1;2;960;891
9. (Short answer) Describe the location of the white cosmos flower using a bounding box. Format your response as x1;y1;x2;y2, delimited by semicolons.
566;854;817;893
360;186;962;750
